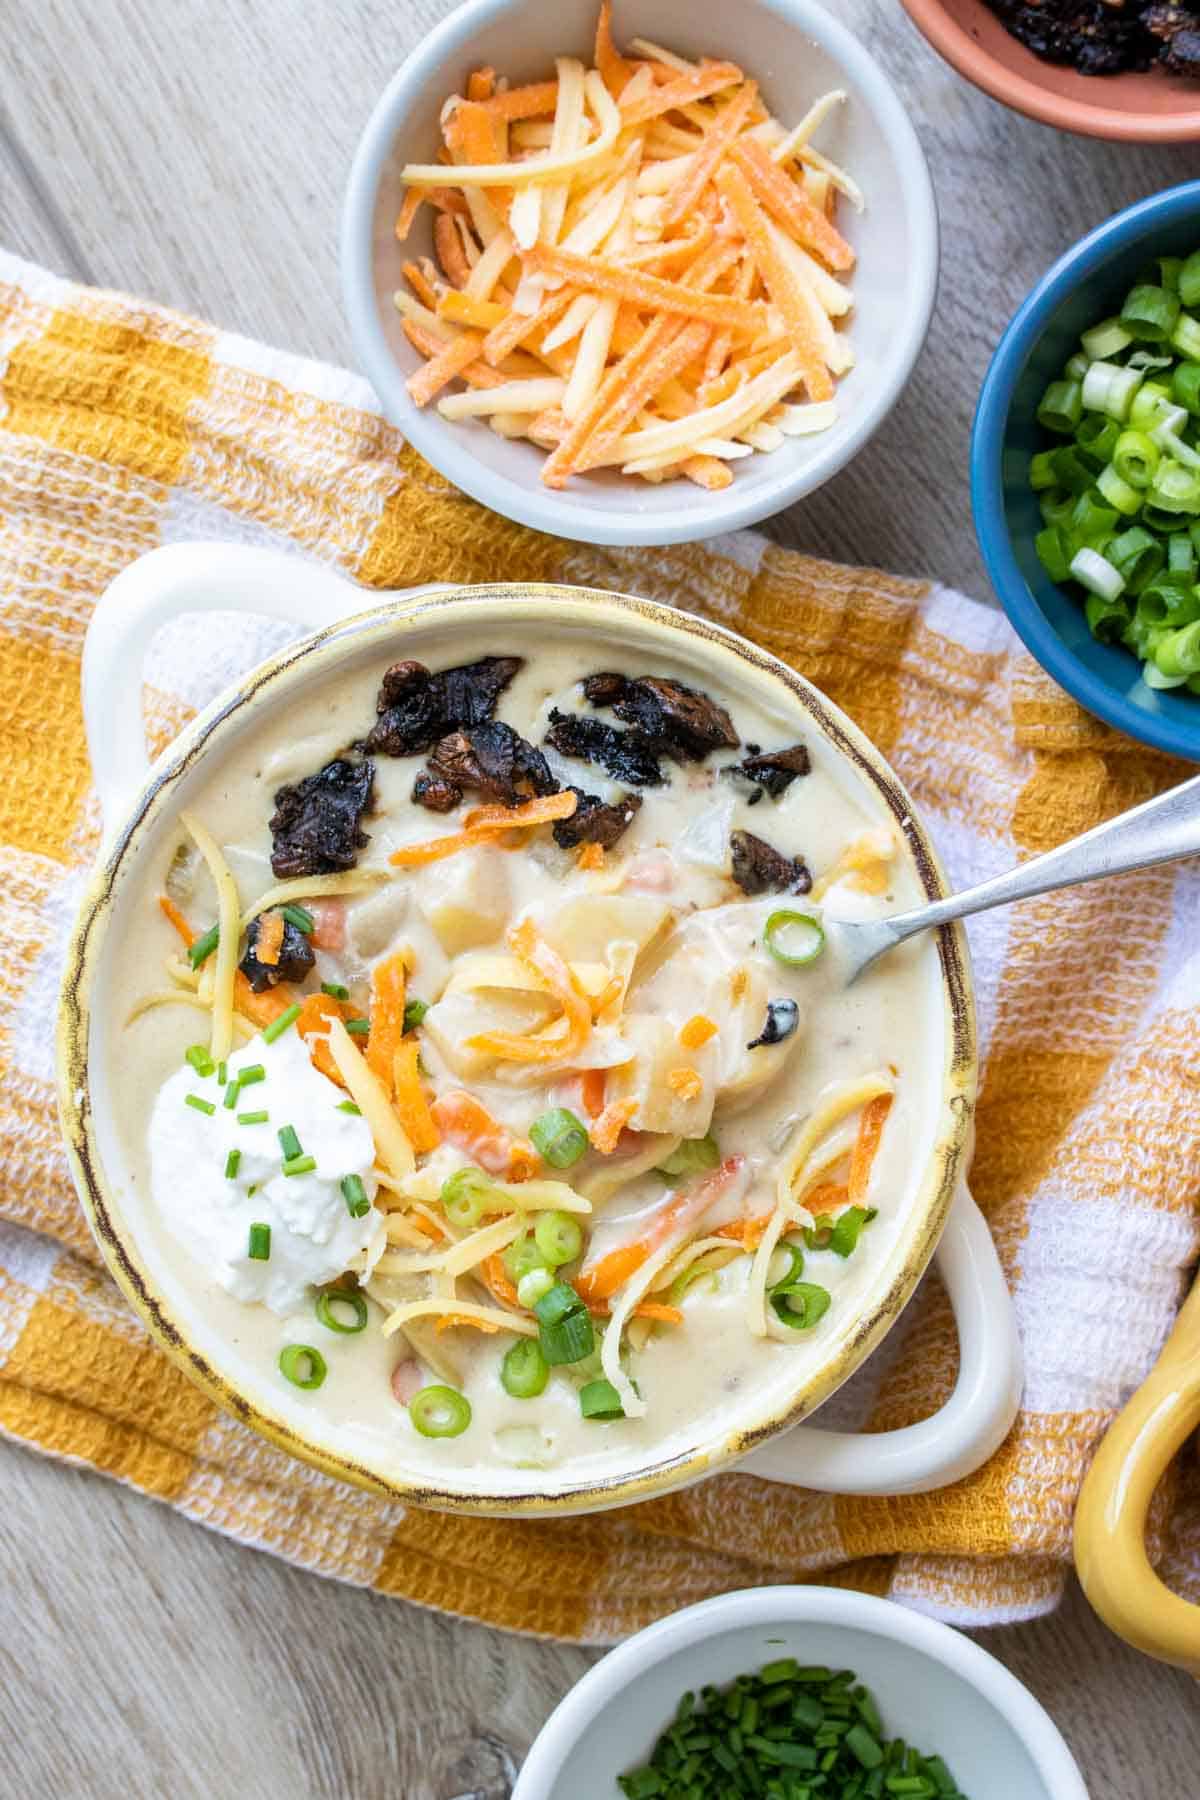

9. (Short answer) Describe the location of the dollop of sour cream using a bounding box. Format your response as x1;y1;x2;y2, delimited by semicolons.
148;1026;381;1313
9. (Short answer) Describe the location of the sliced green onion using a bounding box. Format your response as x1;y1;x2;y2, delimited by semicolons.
248;1222;271;1261
1063;351;1089;384
501;1337;549;1399
1081;316;1132;361
1028;449;1058;491
238;1109;269;1125
441;1166;492;1230
224;1149;241;1180
1049;445;1095;495
1173;360;1200;416
410;1384;471;1437
321;981;350;1001
533;1209;584;1267
1096;463;1141;516
1085;593;1131;645
1171;315;1200;364
315;1288;369;1333
767;1241;805;1291
345;1017;370;1037
1069;490;1119;546
1180;250;1200;311
223;1080;239;1110
187;923;219;969
764;909;824;968
1034;526;1070;585
1151;459;1200;516
237;1063;266;1088
279;1344;327;1390
336;1100;362;1115
1143;660;1190;690
528;1107;589;1169
580;1377;626;1420
1155;619;1200;678
517;1267;556;1308
1154;423;1200;471
845;1722;884;1770
280;904;314;933
184;1093;215;1116
1130;379;1173;429
534;1283;594;1365
262;1002;301;1044
1120;283;1181;345
829;1204;876;1258
1070;547;1126;604
1082;360;1142;422
185;1044;215;1077
1159;257;1184;294
341;1173;369;1218
278;1124;303;1161
771;1282;831;1330
1109;527;1164;594
282;1153;317;1177
1113;428;1160;489
1036;378;1082;435
504;1231;549;1285
402;998;429;1031
1074;413;1121;469
655;1133;721;1178
1169;532;1198;578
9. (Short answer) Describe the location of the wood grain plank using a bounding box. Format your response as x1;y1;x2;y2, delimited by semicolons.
2;3;1199;1796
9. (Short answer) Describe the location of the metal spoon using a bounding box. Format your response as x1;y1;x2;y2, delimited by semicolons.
830;769;1200;985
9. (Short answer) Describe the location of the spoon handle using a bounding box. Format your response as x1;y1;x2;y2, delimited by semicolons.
887;769;1200;943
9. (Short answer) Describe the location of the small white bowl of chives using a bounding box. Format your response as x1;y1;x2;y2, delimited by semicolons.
511;1587;1088;1800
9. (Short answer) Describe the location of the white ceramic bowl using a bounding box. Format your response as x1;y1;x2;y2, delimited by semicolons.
512;1588;1090;1800
340;0;939;546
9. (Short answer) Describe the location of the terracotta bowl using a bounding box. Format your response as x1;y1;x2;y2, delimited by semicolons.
902;0;1200;143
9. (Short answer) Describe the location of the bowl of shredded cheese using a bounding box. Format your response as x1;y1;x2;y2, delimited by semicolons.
341;0;938;546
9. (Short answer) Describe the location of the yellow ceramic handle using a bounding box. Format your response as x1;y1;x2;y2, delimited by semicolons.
1075;1270;1200;1675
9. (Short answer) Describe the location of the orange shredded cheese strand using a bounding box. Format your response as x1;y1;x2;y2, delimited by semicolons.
435;1313;501;1335
296;991;350;1088
524;245;764;331
463;791;579;831
254;910;284;968
406;329;486;407
594;0;636;95
392;1039;441;1153
848;1094;892;1204
667;1067;703;1101
580;1068;606;1119
366;952;407;1093
679;1015;717;1050
589;1097;638;1155
158;894;195;947
477;79;560;122
401;318;507;390
730;136;855;273
715;161;834;403
466;66;496;103
403;260;439;310
395;188;424;241
620;61;743;127
577;841;605;871
433;212;473;290
467;917;593;1064
663;81;758;227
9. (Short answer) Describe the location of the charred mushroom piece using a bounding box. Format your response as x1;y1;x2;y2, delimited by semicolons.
411;768;463;813
421;720;559;808
552;787;643;849
1146;5;1200;72
746;998;800;1050
581;672;739;760
730;829;812;897
544;709;665;786
239;913;316;992
363;655;523;757
722;742;811;802
269;757;375;878
980;1;1158;74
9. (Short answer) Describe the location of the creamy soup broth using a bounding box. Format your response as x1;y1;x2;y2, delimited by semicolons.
99;617;945;1493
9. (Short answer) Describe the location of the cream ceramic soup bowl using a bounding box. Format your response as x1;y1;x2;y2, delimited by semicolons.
59;544;1021;1515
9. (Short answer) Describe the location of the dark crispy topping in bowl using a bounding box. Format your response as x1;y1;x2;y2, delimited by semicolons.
269;757;375;877
730;829;812;897
411;768;462;813
418;720;559;811
544;708;666;786
722;741;812;801
239;913;316;992
552;787;643;849
363;655;523;757
581;672;739;760
746;997;800;1050
982;0;1200;77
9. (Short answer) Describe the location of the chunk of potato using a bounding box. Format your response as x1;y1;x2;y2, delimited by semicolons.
604;1013;718;1139
347;882;411;961
415;845;511;955
540;894;675;965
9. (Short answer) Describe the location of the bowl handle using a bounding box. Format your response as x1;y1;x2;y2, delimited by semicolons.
83;542;448;839
1074;1271;1200;1675
737;1184;1023;1495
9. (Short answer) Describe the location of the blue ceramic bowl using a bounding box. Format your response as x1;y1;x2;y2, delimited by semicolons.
972;180;1200;764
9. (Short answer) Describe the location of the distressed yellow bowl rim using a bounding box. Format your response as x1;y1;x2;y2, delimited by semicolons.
57;583;977;1516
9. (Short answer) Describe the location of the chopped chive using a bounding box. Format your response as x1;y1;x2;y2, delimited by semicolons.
247;1222;271;1261
344;1017;370;1037
336;1100;362;1116
237;1063;266;1088
223;1080;239;1110
340;1173;369;1217
187;923;219;969
280;903;314;933
184;1094;215;1116
185;1044;215;1077
321;981;350;1001
278;1344;326;1390
238;1110;269;1126
216;1060;228;1086
262;1002;301;1044
278;1124;303;1161
315;1288;368;1334
402;997;428;1031
225;1149;241;1180
247;1184;259;1198
282;1153;317;1177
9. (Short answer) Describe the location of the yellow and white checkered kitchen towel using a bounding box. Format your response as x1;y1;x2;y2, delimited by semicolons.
1;248;1198;1642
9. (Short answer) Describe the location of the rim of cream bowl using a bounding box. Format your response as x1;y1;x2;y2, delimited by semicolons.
58;584;976;1515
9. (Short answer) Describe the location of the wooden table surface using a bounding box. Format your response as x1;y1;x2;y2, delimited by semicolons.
2;2;1199;1794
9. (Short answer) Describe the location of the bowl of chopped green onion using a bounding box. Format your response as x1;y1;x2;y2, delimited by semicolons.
512;1586;1088;1800
973;178;1200;762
